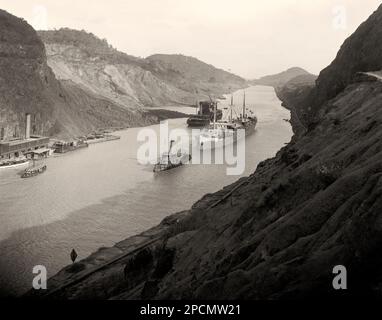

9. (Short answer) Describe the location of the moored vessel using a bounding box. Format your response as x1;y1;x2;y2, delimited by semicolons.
85;132;121;144
52;139;88;154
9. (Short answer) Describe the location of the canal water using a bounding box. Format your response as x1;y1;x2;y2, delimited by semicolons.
0;85;292;296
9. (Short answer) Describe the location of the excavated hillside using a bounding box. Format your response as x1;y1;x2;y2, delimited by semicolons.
146;54;246;96
38;29;246;109
29;5;382;299
0;10;155;140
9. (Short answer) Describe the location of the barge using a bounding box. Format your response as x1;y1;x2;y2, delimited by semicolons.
52;139;88;154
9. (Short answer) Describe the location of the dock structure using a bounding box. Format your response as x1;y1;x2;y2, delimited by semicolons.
0;136;50;160
0;113;50;160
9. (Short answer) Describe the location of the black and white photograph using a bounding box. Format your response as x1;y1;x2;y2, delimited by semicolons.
0;0;382;312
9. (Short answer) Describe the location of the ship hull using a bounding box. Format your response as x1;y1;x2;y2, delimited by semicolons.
187;117;210;127
200;118;257;150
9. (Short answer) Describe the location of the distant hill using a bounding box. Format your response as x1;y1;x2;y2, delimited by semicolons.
282;73;317;87
251;67;315;87
0;11;154;140
38;29;246;109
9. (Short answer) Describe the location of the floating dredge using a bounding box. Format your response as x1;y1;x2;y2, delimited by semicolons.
153;140;191;173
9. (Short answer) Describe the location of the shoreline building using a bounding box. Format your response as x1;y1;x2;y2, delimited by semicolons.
0;114;50;160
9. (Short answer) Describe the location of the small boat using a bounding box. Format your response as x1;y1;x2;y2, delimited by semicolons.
153;140;191;172
21;164;47;178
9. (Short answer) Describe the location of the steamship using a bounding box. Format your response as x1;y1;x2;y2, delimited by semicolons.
199;91;257;149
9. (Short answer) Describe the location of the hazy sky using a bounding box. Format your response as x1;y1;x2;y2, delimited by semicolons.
0;0;381;78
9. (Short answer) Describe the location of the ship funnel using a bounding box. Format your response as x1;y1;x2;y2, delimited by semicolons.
25;113;31;139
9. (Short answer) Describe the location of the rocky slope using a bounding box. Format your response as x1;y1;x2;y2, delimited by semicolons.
0;11;155;140
38;29;246;109
251;67;314;87
29;4;382;300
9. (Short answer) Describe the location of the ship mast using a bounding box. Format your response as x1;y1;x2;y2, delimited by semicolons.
213;101;217;129
168;140;175;164
209;94;217;130
230;94;233;122
242;90;246;119
195;88;199;115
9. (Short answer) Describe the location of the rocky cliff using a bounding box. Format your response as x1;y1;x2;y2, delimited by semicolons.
29;4;382;299
0;11;155;140
304;4;382;126
38;29;246;109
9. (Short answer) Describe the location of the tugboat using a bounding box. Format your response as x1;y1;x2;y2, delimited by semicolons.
187;100;222;127
21;164;47;178
199;91;257;149
153;140;191;172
